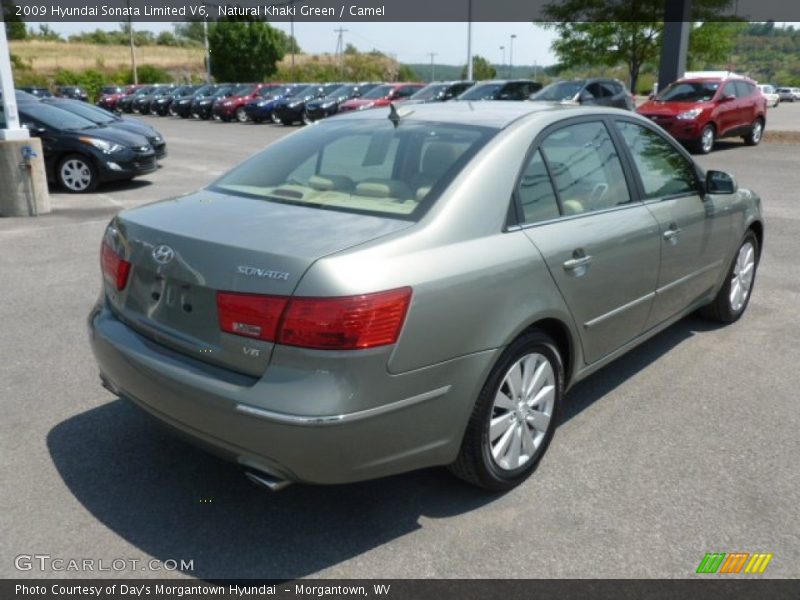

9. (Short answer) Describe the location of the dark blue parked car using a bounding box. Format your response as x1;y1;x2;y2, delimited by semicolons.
273;83;343;125
243;84;310;124
304;82;380;123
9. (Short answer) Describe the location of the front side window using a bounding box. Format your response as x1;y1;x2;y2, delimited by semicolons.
211;120;495;220
539;121;631;215
616;121;697;199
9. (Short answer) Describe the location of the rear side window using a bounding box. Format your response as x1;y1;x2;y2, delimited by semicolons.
539;121;631;215
734;81;754;97
517;150;560;224
211;120;495;220
616;121;697;199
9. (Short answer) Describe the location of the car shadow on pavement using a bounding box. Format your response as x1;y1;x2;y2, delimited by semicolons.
46;401;494;579
562;315;722;422
47;315;720;579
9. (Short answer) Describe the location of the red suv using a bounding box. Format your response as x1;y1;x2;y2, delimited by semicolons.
338;83;425;113
212;83;280;122
637;75;767;154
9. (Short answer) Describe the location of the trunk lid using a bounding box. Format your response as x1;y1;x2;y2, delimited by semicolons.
106;190;413;376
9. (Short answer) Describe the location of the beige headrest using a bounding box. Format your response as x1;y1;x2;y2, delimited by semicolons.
356;179;412;200
562;199;584;215
308;174;354;191
421;142;459;176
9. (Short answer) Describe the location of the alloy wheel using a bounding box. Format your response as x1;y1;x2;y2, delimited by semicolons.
489;352;556;471
729;241;756;313
701;127;714;153
751;121;763;144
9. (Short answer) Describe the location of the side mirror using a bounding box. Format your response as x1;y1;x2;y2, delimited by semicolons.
721;94;736;102
706;170;737;194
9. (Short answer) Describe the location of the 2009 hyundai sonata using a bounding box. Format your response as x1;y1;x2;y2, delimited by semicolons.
89;103;763;491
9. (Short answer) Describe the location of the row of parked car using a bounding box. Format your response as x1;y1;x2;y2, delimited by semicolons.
1;89;167;193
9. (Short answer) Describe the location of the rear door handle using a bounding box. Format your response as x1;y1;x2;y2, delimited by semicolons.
563;255;593;270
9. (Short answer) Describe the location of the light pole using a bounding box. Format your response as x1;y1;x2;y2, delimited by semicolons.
428;53;438;82
499;46;505;77
466;0;473;80
508;34;516;78
203;19;211;83
127;0;137;84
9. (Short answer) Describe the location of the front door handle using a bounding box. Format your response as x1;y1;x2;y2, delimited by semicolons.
563;254;593;270
663;226;682;241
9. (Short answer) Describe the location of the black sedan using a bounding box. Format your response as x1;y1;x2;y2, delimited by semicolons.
133;85;175;115
273;83;342;125
118;86;155;113
56;85;89;101
406;81;475;104
18;103;157;193
170;84;217;118
304;82;380;123
42;98;167;159
151;85;198;116
191;85;235;120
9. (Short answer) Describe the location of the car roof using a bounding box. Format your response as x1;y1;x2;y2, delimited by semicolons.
330;100;613;128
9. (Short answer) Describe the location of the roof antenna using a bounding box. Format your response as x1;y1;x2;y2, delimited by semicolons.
388;102;400;128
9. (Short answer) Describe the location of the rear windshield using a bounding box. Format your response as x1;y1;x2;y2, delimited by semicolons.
531;81;585;101
210;118;496;221
458;83;503;101
657;81;719;102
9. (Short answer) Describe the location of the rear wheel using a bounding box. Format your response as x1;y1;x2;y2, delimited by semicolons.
699;231;759;323
57;154;98;193
694;124;715;154
744;118;764;146
449;330;563;491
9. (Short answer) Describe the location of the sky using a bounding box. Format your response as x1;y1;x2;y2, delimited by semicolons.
43;21;559;66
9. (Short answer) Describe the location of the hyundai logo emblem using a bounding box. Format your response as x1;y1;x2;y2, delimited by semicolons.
152;244;175;265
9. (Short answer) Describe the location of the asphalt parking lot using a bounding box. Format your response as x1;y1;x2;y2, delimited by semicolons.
1;107;799;580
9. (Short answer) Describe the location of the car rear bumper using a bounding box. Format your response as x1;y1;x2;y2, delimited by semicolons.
88;301;495;484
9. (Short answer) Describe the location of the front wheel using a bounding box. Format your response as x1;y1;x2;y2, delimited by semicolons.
699;232;759;323
744;118;764;146
302;111;314;125
270;112;281;124
57;154;98;193
449;330;563;491
236;107;248;123
693;124;715;154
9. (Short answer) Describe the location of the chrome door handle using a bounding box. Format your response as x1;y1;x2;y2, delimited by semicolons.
563;255;593;270
663;227;682;240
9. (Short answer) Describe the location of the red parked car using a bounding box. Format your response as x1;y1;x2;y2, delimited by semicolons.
338;82;425;112
637;74;767;154
97;85;141;112
212;83;281;122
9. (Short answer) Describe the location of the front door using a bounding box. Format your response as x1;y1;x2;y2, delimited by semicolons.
613;119;733;328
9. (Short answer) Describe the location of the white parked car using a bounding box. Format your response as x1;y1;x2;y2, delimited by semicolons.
776;87;800;102
757;84;780;108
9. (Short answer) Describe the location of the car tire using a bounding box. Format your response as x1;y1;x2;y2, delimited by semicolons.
744;118;764;146
699;231;759;323
302;111;313;125
236;107;248;123
693;124;716;154
449;330;563;491
57;154;98;193
270;112;281;124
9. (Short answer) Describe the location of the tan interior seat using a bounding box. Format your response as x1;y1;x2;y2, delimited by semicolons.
411;142;460;198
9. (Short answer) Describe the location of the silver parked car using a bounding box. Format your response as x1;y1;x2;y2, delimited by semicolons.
89;103;763;491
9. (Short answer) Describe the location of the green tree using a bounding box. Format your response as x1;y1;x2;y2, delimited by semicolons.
541;0;735;92
275;29;301;54
209;21;285;81
344;43;358;55
173;22;207;44
688;21;748;70
461;55;496;80
3;2;28;40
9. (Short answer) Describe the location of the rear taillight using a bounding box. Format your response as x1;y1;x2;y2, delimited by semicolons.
216;287;411;350
101;241;131;291
217;292;288;342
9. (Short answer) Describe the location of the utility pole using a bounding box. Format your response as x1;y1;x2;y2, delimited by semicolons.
289;0;296;81
203;18;211;83
508;34;516;78
428;53;438;82
334;28;348;80
499;46;505;76
466;0;473;80
127;0;138;84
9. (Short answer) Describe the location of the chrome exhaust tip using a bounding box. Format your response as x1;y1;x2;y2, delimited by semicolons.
245;470;292;492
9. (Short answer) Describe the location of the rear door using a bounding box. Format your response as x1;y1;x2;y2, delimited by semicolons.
517;118;661;364
612;117;733;328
